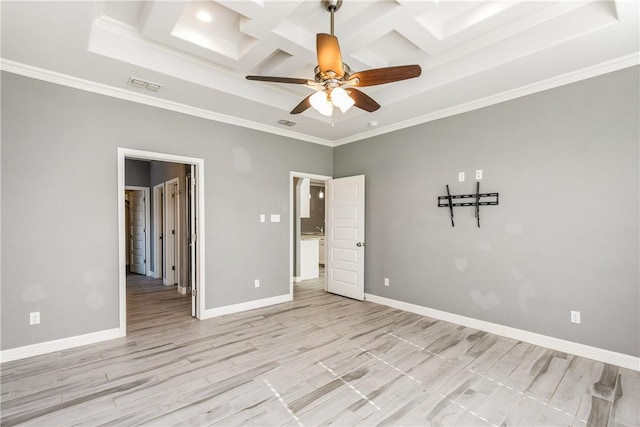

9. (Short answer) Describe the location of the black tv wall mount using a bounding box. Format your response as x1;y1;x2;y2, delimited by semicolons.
438;182;498;228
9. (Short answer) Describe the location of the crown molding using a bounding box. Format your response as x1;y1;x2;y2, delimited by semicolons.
0;59;333;147
333;52;640;146
2;52;637;148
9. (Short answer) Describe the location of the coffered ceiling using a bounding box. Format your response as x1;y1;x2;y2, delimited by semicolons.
1;1;638;146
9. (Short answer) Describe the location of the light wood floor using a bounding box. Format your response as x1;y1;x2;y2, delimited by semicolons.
1;273;638;426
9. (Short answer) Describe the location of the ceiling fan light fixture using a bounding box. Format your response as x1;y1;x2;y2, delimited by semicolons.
244;0;421;120
330;87;354;113
310;90;334;116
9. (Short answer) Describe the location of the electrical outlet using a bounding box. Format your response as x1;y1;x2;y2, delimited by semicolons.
384;278;389;287
260;214;265;223
254;279;260;288
30;312;40;325
476;169;483;180
570;310;581;324
458;172;465;182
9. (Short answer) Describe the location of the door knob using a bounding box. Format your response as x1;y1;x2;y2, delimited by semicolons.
356;242;364;247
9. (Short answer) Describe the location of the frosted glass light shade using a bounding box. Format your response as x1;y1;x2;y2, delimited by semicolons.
330;87;355;113
310;91;334;116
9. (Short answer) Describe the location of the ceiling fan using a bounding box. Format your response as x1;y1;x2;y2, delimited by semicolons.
246;0;422;117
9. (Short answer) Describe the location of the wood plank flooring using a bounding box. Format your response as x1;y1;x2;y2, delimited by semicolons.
1;273;638;426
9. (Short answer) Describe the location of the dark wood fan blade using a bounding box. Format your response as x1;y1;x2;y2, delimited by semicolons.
290;94;312;114
348;65;421;87
317;33;344;77
246;75;310;84
346;88;380;112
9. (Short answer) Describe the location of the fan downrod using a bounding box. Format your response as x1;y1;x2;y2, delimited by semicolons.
322;0;342;35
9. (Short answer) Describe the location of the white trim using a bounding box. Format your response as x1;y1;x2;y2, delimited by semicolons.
0;60;331;147
3;54;638;148
364;293;640;372
333;53;640;146
199;294;291;320
118;148;206;336
164;177;180;287
125;185;151;276
152;183;164;279
0;328;121;363
289;171;332;300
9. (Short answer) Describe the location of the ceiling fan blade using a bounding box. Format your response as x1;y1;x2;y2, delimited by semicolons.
290;94;313;114
349;65;421;87
346;88;380;112
317;33;344;77
246;75;310;85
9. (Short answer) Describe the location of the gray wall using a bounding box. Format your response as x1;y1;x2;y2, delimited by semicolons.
124;159;150;187
1;72;332;350
334;67;639;356
2;67;637;357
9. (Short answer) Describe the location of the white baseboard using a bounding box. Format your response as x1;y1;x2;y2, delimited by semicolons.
177;285;187;295
0;328;123;363
364;293;640;372
200;294;292;319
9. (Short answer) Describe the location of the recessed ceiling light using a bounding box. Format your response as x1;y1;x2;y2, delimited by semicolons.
196;10;212;23
368;121;379;127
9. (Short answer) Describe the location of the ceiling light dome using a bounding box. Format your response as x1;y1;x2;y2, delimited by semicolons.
196;10;212;23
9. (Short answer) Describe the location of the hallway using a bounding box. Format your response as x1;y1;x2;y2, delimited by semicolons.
126;274;192;333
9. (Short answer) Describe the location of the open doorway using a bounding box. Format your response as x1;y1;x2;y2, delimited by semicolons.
124;186;150;276
118;148;205;336
290;171;332;299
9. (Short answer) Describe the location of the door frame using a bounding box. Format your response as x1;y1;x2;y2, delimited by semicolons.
118;148;206;336
125;186;151;276
289;171;332;299
152;183;164;279
164;177;180;289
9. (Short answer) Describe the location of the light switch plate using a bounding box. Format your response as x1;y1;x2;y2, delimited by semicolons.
270;214;280;223
570;310;581;324
30;311;40;325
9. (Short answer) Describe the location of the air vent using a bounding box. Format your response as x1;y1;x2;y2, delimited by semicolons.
277;119;297;127
127;77;163;92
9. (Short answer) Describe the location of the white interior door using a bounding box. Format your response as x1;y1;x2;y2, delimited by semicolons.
164;179;179;286
189;165;198;317
129;190;146;275
153;184;164;279
326;175;365;300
